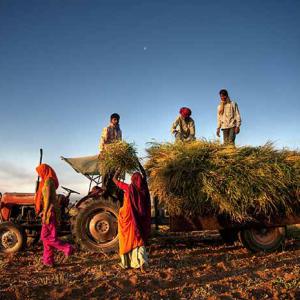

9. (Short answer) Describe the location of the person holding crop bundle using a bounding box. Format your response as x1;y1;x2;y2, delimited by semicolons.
35;164;73;267
113;164;151;272
99;113;123;192
171;107;196;142
216;89;242;145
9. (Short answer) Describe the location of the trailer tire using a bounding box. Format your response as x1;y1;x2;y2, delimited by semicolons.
71;198;119;253
239;226;286;252
0;222;27;254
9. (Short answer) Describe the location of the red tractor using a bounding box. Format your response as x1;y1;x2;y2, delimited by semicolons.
0;192;36;253
0;154;123;254
0;187;78;254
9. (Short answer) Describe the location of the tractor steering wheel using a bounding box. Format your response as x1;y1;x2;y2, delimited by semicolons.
61;186;80;195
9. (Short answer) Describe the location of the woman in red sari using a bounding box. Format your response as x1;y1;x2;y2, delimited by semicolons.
35;164;73;267
113;165;151;271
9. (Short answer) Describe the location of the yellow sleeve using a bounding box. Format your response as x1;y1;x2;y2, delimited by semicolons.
42;180;51;215
217;104;222;129
235;103;241;127
99;127;108;151
189;119;195;138
171;116;180;134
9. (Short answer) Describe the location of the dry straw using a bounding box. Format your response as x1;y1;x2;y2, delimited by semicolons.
98;141;139;174
145;140;300;222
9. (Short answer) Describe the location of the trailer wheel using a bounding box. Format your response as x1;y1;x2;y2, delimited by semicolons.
71;198;119;253
0;222;27;254
219;229;238;245
240;226;286;252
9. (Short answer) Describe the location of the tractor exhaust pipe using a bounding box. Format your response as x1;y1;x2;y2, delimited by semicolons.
35;148;43;193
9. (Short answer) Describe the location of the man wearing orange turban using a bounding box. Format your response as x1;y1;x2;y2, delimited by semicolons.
171;107;196;142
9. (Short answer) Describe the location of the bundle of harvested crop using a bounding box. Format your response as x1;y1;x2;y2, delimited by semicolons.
145;140;300;222
98;141;140;174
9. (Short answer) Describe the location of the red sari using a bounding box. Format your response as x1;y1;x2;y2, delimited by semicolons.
115;172;151;256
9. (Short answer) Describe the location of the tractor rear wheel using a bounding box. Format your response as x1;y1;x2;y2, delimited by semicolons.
239;226;286;252
71;198;119;253
0;222;27;254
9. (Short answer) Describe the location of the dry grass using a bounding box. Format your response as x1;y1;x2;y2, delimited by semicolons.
145;140;300;222
98;141;139;174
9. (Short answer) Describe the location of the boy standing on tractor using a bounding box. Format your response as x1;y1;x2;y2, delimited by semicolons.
216;89;242;145
99;113;122;152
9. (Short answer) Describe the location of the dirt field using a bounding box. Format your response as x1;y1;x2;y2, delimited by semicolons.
1;231;300;300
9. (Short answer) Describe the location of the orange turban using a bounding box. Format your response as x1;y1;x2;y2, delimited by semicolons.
179;107;192;118
34;164;59;213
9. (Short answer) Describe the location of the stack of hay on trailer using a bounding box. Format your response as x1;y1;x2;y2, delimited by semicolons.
145;140;300;223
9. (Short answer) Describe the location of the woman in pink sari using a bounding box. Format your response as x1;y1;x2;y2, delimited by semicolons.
35;164;73;267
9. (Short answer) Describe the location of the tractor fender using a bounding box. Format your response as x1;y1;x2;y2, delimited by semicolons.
75;186;104;209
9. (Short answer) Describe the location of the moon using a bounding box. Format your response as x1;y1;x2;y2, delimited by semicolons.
143;46;147;51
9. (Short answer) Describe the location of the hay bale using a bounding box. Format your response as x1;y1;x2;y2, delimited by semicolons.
98;141;139;174
145;140;300;222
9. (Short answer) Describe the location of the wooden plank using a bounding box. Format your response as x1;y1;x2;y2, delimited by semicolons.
170;214;300;232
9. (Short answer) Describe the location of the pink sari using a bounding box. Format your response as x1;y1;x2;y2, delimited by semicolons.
41;209;73;266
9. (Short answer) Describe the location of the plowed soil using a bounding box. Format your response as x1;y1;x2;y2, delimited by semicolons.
1;231;300;300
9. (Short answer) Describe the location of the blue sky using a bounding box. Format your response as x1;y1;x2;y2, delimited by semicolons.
0;0;299;193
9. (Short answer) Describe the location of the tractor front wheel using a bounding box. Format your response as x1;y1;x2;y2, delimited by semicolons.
0;222;26;254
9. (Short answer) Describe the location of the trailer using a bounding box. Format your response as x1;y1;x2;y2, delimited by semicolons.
1;154;299;254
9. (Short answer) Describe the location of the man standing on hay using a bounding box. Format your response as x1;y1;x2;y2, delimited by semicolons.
216;89;241;145
171;107;196;142
99;113;122;152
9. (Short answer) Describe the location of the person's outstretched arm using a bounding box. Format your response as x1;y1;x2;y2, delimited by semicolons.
113;169;128;191
112;168;121;185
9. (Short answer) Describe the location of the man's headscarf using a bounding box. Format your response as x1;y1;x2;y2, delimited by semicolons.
34;164;59;213
179;107;192;119
128;172;151;243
